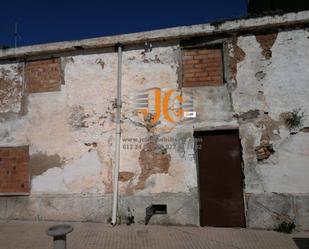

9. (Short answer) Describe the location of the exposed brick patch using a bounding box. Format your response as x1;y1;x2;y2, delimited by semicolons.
254;113;286;162
182;48;223;87
0;146;29;194
136;137;170;190
229;38;246;82
255;141;275;161
30;152;64;178
119;171;134;182
25;58;62;93
255;33;278;60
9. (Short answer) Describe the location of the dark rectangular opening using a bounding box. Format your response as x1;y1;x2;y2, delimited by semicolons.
151;204;167;214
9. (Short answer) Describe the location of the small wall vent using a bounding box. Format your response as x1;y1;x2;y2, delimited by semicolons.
145;204;167;225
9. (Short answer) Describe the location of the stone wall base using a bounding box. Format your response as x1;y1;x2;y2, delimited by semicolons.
0;190;199;226
2;191;309;230
246;193;309;231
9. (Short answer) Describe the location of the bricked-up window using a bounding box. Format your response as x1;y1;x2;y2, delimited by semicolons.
0;146;30;194
182;47;223;87
25;58;62;93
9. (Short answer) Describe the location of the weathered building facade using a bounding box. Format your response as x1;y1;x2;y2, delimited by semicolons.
0;11;309;230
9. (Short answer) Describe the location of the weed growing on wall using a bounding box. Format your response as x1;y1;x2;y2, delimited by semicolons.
274;221;296;234
284;108;305;130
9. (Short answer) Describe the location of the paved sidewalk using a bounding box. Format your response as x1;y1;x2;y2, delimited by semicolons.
0;220;308;249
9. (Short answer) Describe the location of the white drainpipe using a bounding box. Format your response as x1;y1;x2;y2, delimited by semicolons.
111;43;123;225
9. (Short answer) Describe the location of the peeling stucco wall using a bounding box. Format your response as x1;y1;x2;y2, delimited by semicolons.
0;45;207;225
0;63;23;114
1;21;309;229
232;28;309;230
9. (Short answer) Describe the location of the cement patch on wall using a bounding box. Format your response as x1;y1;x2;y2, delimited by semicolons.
31;150;105;194
0;189;199;225
246;193;309;231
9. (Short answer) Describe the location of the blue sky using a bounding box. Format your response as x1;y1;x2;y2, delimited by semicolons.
0;0;247;47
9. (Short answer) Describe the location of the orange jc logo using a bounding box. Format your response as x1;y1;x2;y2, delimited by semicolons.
135;88;193;125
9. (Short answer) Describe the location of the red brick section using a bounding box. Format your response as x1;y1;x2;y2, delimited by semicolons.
182;48;223;87
25;58;62;93
0;146;30;194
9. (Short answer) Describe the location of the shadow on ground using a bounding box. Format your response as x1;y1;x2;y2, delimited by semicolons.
293;238;309;249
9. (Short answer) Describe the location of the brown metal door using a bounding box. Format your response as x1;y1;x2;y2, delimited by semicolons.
195;130;245;227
